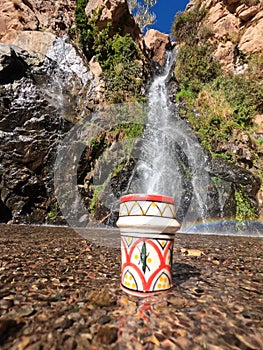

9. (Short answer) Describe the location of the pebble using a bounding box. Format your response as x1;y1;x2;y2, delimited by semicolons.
0;225;262;350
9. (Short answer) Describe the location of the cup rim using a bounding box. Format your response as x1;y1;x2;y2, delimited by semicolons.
120;193;175;204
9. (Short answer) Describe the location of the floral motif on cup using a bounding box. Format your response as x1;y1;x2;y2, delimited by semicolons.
121;235;173;293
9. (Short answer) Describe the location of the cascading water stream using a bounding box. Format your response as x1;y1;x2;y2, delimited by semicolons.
128;50;212;230
45;36;92;119
51;45;263;236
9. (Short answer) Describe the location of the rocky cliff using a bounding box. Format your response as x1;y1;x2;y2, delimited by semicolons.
174;0;263;220
0;0;262;227
0;0;172;224
0;0;76;44
186;0;263;136
187;0;263;73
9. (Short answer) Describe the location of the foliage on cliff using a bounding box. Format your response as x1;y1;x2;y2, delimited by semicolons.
172;6;263;220
96;29;143;103
74;0;143;102
172;7;263;157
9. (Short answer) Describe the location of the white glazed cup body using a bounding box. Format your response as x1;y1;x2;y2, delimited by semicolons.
117;194;180;296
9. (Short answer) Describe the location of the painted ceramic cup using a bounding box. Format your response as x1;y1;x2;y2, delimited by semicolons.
117;194;180;297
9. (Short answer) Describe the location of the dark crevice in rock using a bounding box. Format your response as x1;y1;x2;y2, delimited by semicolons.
0;197;12;223
0;49;28;84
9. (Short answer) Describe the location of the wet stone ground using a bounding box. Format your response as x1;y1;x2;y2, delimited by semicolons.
0;224;262;350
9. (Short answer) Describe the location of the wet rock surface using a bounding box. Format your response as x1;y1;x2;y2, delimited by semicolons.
0;224;262;349
0;39;93;224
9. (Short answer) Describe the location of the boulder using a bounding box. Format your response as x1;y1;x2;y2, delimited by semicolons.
214;129;259;169
253;115;263;134
0;44;28;84
85;0;141;43
214;41;235;73
13;31;56;56
144;29;172;66
238;11;263;53
0;0;76;44
206;2;239;39
238;4;260;22
0;0;38;43
0;43;47;84
211;157;261;212
89;57;105;103
85;0;127;24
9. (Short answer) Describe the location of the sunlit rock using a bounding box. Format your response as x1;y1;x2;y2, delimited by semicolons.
253;115;263;134
188;0;263;73
13;31;56;56
144;29;172;66
0;0;76;44
238;11;263;54
85;0;141;43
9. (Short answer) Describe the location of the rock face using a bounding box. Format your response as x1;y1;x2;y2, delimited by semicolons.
185;0;263;221
254;115;263;134
188;0;263;73
13;31;57;56
144;29;172;66
85;0;142;44
0;0;261;225
0;0;76;45
0;39;93;223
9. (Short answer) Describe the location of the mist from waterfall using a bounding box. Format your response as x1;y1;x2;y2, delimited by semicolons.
128;50;212;230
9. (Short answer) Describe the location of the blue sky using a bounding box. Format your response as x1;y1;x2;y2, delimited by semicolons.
152;0;189;34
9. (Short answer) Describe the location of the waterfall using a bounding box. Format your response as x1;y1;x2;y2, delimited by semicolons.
128;50;212;230
136;51;178;195
40;36;92;123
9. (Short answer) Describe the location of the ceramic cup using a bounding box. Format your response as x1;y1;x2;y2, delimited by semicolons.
117;194;180;297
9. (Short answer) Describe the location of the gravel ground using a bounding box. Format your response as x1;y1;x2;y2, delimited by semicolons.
0;224;262;350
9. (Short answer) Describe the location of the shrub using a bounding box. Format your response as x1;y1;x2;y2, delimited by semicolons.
235;188;258;221
75;0;96;59
175;44;221;94
96;33;143;102
172;8;207;44
182;89;237;153
247;52;263;80
74;0;143;102
211;74;263;126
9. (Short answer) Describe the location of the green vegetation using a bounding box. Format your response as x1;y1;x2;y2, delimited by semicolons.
74;0;98;59
74;0;143;102
116;122;144;140
127;0;157;32
175;43;221;94
89;134;107;151
172;7;208;44
98;32;143;102
89;184;104;215
47;210;56;220
47;202;60;221
235;188;258;221
211;74;263;127
172;6;263;220
172;7;263;160
247;52;263;80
